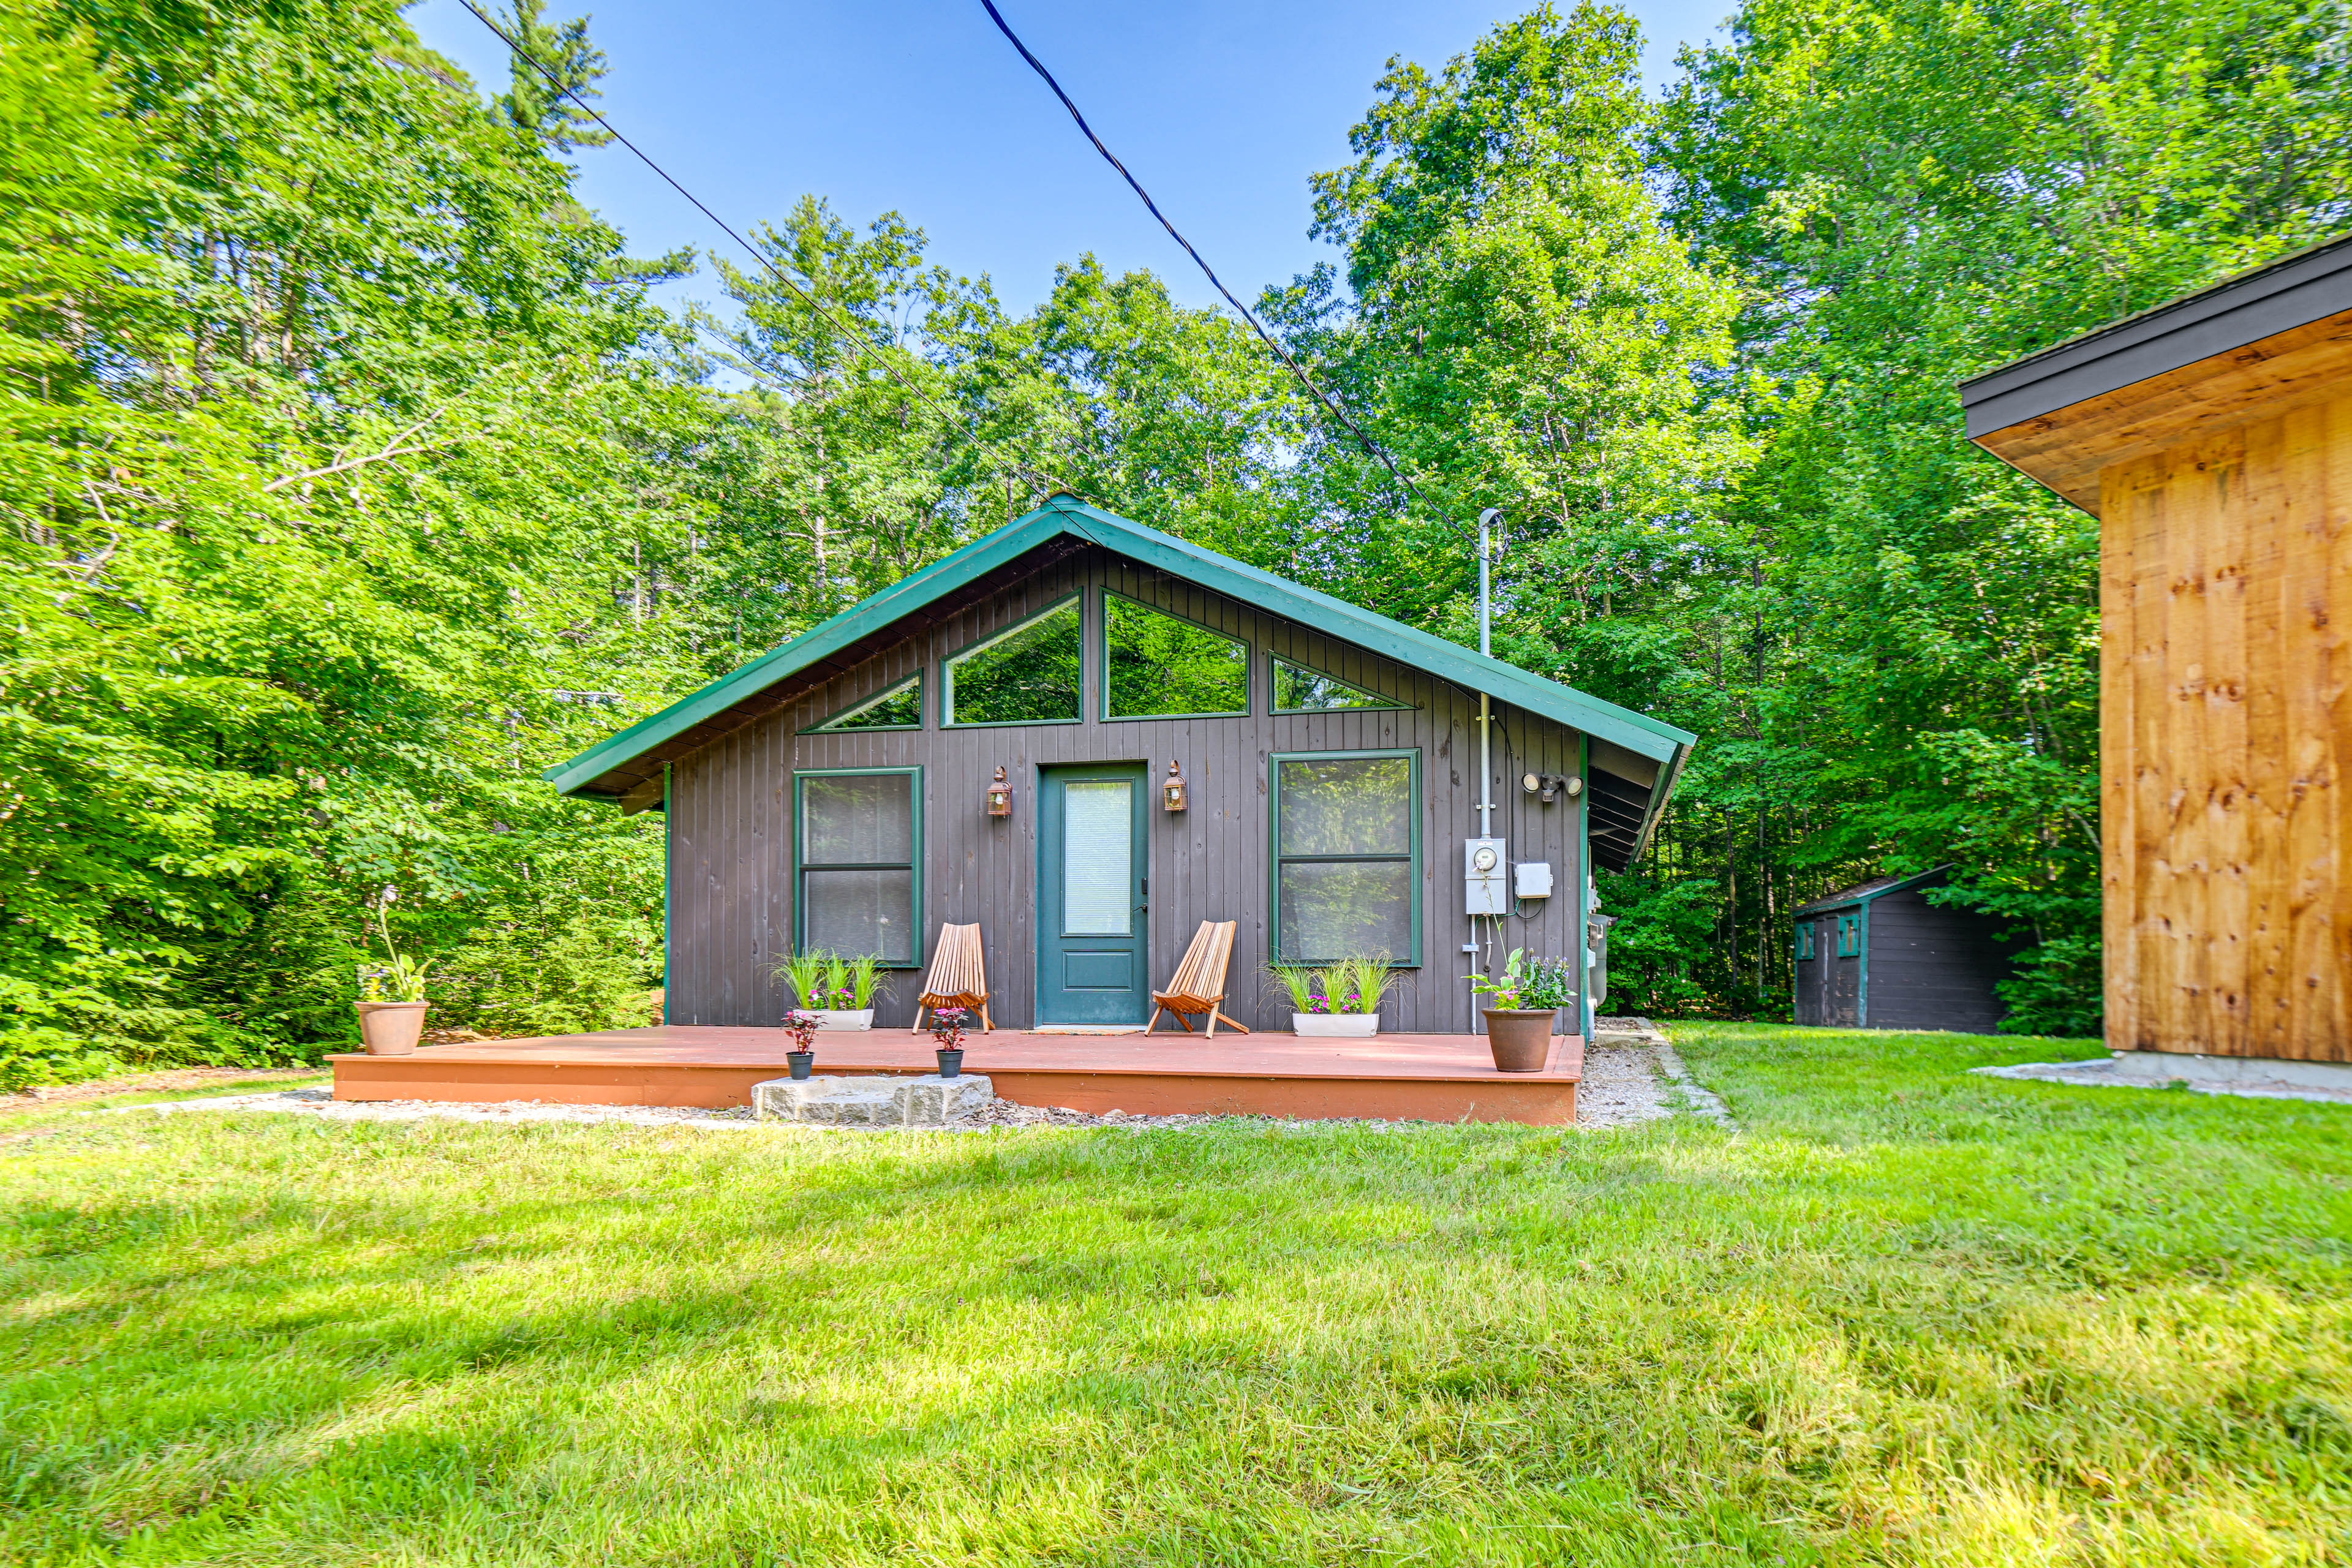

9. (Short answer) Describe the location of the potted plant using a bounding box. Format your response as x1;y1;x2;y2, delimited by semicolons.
782;1010;821;1080
927;1005;970;1079
777;950;885;1030
1273;957;1393;1038
1468;949;1572;1072
354;889;433;1056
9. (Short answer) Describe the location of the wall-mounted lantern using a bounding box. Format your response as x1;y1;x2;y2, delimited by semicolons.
1162;759;1188;812
986;765;1014;817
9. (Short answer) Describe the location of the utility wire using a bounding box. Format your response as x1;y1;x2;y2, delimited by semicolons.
976;0;1433;513
454;0;1059;493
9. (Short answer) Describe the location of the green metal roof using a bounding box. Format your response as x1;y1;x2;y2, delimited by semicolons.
1792;865;1952;919
545;498;1698;839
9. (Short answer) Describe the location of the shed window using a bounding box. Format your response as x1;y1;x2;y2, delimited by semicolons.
1835;913;1861;958
1270;750;1420;964
1271;655;1403;713
805;673;920;733
943;599;1080;726
1794;923;1815;962
1102;592;1248;719
796;769;921;965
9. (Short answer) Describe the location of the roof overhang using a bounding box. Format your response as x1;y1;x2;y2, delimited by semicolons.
1960;233;2352;514
545;497;1698;863
1792;865;1951;919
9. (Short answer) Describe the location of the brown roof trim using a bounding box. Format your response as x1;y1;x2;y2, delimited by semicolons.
1960;233;2352;438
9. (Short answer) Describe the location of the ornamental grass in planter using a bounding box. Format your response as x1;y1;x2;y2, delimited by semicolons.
1467;949;1572;1072
1270;957;1394;1037
776;951;886;1030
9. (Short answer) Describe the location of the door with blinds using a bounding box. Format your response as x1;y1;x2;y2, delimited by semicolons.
1036;763;1150;1025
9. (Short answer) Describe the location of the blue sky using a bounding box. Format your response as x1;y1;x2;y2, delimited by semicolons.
406;0;1732;319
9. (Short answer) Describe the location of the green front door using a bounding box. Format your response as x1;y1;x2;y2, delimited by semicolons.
1037;763;1150;1025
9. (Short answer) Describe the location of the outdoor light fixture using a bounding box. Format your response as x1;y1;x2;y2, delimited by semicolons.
1520;772;1586;804
1163;759;1188;812
986;765;1013;817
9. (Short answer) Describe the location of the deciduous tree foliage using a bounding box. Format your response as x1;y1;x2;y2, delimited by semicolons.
5;0;2345;1079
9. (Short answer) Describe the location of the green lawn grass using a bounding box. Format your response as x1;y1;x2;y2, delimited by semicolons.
4;1025;2347;1566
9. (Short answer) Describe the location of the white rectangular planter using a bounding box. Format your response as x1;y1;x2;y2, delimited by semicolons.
1292;1012;1379;1038
810;1009;873;1031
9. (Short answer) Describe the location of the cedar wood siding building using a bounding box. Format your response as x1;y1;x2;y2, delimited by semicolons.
1791;868;2018;1033
545;498;1697;1035
1961;234;2352;1071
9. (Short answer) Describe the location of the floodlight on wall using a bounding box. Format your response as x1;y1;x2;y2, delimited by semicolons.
986;766;1014;818
1163;759;1189;812
1519;771;1585;804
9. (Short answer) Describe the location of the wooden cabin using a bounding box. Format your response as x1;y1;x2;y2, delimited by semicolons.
1961;235;2352;1075
545;497;1695;1035
1791;867;2017;1033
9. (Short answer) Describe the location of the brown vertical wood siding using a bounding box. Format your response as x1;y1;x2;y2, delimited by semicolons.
666;545;1592;1031
2100;391;2352;1062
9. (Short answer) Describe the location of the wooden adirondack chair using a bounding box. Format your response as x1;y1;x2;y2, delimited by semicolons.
1147;920;1250;1036
912;922;993;1033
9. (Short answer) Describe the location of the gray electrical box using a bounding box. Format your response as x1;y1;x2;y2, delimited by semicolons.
1464;837;1506;915
1513;861;1553;899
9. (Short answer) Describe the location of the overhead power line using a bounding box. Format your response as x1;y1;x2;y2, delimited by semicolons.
976;0;1431;511
453;0;1059;493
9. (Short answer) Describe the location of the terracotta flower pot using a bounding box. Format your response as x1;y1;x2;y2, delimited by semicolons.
355;1001;430;1056
1481;1008;1558;1072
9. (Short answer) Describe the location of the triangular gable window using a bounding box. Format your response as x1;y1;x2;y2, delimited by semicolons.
804;674;922;733
1270;654;1408;714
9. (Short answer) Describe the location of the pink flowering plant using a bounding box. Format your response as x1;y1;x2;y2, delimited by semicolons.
927;1006;971;1055
782;1010;821;1052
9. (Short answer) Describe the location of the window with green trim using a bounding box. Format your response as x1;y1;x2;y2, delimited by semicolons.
1835;914;1861;958
943;599;1080;725
1102;592;1248;719
1270;750;1420;965
1271;654;1404;713
795;769;921;965
805;673;921;733
1794;923;1815;962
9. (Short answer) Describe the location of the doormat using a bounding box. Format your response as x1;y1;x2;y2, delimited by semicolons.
1030;1025;1148;1035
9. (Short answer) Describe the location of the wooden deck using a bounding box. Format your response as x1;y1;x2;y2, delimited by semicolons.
328;1027;1583;1124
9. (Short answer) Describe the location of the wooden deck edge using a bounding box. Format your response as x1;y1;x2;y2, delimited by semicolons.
331;1060;1580;1125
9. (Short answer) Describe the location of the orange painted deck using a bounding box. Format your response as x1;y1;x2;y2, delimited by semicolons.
329;1027;1583;1124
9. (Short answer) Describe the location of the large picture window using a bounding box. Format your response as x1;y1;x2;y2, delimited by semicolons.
943;598;1082;726
1269;750;1420;965
1102;592;1248;719
794;768;921;965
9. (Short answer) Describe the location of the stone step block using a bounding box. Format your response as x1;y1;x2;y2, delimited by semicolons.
752;1073;995;1127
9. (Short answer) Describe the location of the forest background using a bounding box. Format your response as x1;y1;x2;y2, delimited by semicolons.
5;0;2348;1082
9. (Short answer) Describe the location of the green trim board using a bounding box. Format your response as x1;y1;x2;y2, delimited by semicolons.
940;593;1083;729
660;763;672;1023
1099;589;1251;722
790;766;925;970
801;673;922;734
1266;748;1424;968
547;499;1694;837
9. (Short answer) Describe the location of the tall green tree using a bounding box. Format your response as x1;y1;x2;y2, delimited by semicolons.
1649;0;2352;1028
